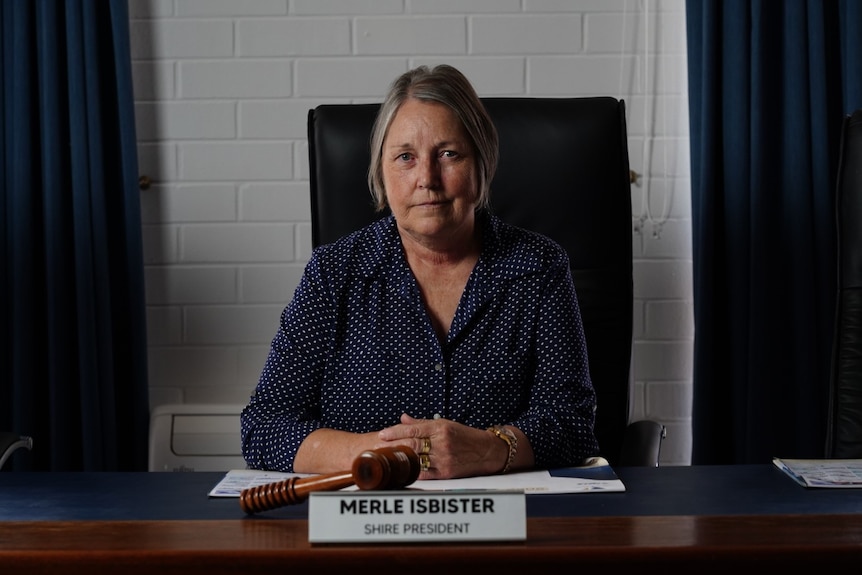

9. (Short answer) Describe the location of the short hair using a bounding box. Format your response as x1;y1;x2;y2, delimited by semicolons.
367;65;499;212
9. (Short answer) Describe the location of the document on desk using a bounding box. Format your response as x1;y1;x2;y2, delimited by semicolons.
208;459;625;498
773;457;862;488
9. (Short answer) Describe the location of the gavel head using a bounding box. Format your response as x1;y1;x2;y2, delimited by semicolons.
352;445;420;490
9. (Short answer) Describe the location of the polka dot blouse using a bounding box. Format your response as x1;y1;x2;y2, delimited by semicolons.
240;212;599;472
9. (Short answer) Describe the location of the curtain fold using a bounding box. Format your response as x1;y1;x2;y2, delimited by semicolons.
1;0;148;471
686;0;862;464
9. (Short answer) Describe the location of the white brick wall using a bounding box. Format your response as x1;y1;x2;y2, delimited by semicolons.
130;0;693;465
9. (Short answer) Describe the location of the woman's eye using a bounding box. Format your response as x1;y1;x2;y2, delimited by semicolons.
398;153;412;162
442;150;458;158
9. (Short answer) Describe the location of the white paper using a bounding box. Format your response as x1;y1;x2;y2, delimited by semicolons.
209;461;624;498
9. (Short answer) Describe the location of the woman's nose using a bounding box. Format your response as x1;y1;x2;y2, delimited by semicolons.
417;157;441;189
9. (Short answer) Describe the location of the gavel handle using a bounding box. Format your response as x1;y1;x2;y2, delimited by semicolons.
239;445;419;515
239;470;354;514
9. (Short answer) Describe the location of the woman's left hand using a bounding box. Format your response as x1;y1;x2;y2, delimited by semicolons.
376;413;508;479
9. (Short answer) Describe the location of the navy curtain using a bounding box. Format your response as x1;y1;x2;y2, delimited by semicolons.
686;0;862;464
1;0;149;471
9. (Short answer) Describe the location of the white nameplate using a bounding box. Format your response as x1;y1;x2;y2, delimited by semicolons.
308;489;526;544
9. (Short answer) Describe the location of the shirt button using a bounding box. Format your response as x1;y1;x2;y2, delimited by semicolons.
434;363;443;372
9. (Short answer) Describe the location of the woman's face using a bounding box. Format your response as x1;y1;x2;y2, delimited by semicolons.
381;99;479;246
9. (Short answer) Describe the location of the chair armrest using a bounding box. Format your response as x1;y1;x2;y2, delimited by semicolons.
619;420;666;467
0;432;33;470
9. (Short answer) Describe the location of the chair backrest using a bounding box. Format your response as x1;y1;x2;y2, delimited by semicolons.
827;108;862;458
308;97;634;465
0;432;33;470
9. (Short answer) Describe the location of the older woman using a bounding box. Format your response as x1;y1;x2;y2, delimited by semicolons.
241;65;599;479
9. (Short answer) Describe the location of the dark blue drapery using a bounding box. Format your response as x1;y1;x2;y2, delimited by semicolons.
1;0;149;470
686;0;862;463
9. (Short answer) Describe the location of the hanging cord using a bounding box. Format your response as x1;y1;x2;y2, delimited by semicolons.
640;0;673;238
618;0;630;111
621;0;673;239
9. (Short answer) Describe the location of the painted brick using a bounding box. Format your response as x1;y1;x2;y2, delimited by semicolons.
184;305;284;344
471;15;582;55
145;307;183;345
291;0;404;15
240;264;306;303
239;99;348;139
525;0;630;11
137;143;178;184
180;61;292;98
180;224;296;263
148;387;184;410
145;266;237;305
529;55;637;96
240;182;310;222
646;137;690;178
129;20;233;59
141;224;178;265
147;347;239;389
629;380;647;421
633;341;693;381
177;0;288;17
294;59;406;97
296;222;313;261
587;11;687;55
647;54;689;92
645;381;693;420
356;17;467;55
410;0;521;13
412;57;526;94
627;136;645;183
238;347;271;387
294;141;310;182
185;386;254;404
585;12;640;54
141;184;237;224
632;299;645;339
644;301;695;340
180;142;293;181
132;61;175;100
633;260;693;300
129;0;173;18
238;19;351;56
624;95;691;138
641;218;693;259
135;101;236;141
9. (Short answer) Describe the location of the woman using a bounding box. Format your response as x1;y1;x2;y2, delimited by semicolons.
241;64;599;479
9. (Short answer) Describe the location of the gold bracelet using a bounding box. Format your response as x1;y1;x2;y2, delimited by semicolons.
487;425;518;474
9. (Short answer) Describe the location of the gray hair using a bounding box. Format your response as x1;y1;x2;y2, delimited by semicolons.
367;65;499;212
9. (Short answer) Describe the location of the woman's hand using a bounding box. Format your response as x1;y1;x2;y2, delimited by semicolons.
376;413;528;479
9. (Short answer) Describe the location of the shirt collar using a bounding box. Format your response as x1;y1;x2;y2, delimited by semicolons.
357;211;545;286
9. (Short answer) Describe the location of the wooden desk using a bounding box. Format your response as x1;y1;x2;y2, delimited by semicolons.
2;515;862;573
2;466;861;573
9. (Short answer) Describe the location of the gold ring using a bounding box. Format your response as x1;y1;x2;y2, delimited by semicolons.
419;453;431;472
420;437;431;455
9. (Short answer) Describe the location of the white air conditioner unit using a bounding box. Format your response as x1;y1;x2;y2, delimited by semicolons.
148;403;247;472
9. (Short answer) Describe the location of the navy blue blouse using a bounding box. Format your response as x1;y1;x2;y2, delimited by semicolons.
240;213;599;472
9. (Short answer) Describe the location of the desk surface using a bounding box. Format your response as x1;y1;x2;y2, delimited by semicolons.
2;464;861;520
2;465;862;573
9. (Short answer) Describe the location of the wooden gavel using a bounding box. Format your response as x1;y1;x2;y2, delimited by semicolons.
239;445;420;514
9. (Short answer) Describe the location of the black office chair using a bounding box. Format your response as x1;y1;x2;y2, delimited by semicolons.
307;97;665;467
827;108;862;458
0;432;33;471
